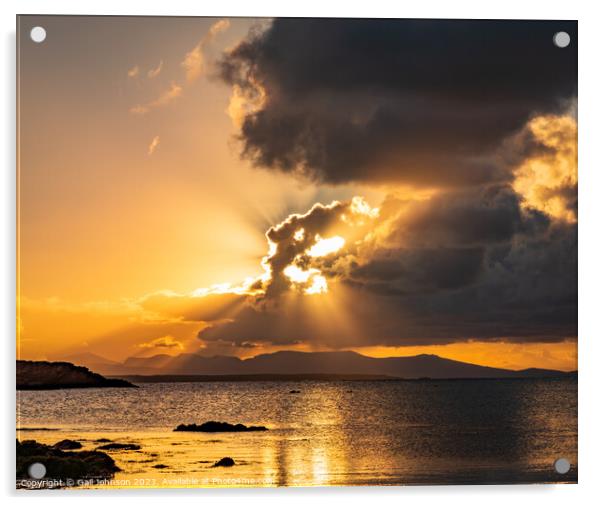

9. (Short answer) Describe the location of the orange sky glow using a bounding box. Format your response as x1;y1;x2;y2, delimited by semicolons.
17;17;577;372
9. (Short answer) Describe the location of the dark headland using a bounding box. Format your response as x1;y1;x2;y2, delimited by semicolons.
17;360;137;390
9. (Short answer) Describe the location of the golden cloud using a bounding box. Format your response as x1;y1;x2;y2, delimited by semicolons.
127;65;139;78
139;335;184;350
147;135;160;156
130;82;183;115
513;114;577;222
147;60;163;79
182;19;230;83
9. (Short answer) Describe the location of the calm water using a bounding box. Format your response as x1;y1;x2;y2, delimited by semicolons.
17;378;577;487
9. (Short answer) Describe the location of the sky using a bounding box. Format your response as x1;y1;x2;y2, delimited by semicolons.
17;16;577;371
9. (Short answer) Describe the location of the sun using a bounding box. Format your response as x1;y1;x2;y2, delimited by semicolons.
283;265;329;295
280;235;346;294
307;235;345;257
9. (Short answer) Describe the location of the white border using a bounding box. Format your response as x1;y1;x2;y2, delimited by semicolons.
2;1;601;503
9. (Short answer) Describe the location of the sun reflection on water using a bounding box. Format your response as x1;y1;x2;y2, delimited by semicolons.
17;379;577;487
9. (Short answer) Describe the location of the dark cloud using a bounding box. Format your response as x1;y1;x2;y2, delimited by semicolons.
384;185;550;248
219;18;577;186
338;187;576;344
195;187;576;348
198;240;576;348
186;20;579;349
198;219;576;347
350;247;485;293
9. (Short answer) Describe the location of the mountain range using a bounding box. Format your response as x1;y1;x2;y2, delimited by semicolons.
63;350;573;380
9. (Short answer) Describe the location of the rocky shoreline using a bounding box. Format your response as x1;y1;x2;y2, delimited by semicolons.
16;440;119;487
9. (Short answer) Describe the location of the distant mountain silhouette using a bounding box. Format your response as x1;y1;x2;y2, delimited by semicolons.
66;350;572;380
64;352;118;368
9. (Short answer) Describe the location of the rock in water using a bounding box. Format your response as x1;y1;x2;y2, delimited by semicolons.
213;457;235;467
97;443;141;451
174;421;268;432
53;439;82;450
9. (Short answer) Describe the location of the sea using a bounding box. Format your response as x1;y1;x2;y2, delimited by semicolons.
16;377;577;488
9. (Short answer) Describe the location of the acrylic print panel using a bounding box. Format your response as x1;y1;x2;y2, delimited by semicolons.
16;15;577;489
